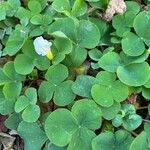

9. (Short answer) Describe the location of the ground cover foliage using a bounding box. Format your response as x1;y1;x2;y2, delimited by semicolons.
0;0;150;149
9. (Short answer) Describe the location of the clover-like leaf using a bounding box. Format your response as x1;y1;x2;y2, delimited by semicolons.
15;87;40;122
0;98;16;115
14;54;34;75
88;48;102;61
54;37;73;55
100;102;121;120
120;51;149;65
5;113;22;130
77;20;100;48
112;104;142;131
39;64;75;106
28;0;42;13
49;18;76;41
125;1;140;14
45;64;68;85
117;62;150;86
92;130;133;150
142;87;150;99
45;100;102;149
71;0;87;17
0;62;24;98
14;39;50;75
92;71;129;107
63;46;87;67
72;75;97;98
22;104;40;123
52;0;70;13
15;96;29;113
38;81;55;103
68;127;96;150
134;11;150;40
25;87;37;104
98;52;122;72
121;32;145;56
45;109;78;147
18;121;47;150
129;132;149;150
3;26;28;56
71;100;102;130
92;84;114;107
54;80;75;106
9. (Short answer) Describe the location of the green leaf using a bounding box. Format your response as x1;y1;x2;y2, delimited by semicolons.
34;56;50;71
125;1;140;14
121;32;145;56
71;0;87;17
92;71;128;107
21;39;38;58
142;88;150;99
45;143;67;150
96;71;116;85
52;0;70;12
129;132;150;150
68;127;95;150
5;113;22;130
0;5;6;21
45;64;68;85
15;96;29;113
88;48;102;61
92;130;133;150
92;132;114;150
14;54;34;75
91;84;114;107
22;104;40;123
38;81;55;103
54;80;75;106
117;62;150;86
134;11;150;40
54;37;72;54
124;11;136;28
63;46;87;67
120;51;149;65
72;75;97;98
25;87;37;104
49;18;76;41
144;78;150;88
100;102;121;120
0;98;15;115
112;80;129;102
45;109;78;147
77;20;100;48
3;61;25;81
28;0;42;13
0;69;10;85
113;104;142;131
3;82;22;99
30;14;42;25
3;27;28;56
71;100;102;130
18;121;47;150
98;52;122;72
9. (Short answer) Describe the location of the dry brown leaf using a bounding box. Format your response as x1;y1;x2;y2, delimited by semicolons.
103;0;126;21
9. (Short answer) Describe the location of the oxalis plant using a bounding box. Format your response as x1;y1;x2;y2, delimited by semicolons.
0;0;150;150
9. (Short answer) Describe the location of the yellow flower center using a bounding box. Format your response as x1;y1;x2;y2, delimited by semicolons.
46;50;53;60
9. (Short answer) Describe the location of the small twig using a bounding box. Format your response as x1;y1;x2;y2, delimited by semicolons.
143;119;150;123
123;128;138;137
136;106;148;110
88;7;95;14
